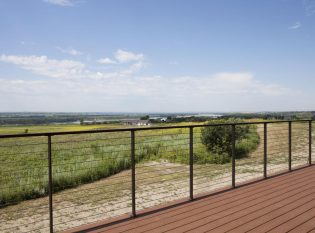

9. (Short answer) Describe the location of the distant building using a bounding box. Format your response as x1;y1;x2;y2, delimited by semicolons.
160;118;167;122
122;120;151;126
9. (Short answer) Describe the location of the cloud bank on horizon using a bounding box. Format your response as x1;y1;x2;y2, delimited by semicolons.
0;50;294;112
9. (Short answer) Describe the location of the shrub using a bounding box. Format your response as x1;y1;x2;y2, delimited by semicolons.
201;119;259;160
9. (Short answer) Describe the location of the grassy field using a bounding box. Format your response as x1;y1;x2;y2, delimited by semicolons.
0;121;313;232
0;123;125;135
0;122;260;206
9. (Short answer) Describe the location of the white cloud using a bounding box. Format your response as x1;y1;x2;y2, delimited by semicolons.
95;50;146;75
43;0;74;6
288;22;301;30
0;53;146;80
211;72;288;96
0;56;288;97
0;55;287;98
164;72;288;97
120;62;145;76
97;57;117;65
97;49;145;66
0;71;282;97
0;51;295;111
57;47;82;56
115;49;144;63
0;54;85;79
0;71;292;111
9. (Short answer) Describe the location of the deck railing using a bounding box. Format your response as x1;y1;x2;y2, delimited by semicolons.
0;120;313;232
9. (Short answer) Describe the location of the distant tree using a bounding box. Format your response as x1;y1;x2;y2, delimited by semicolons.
201;119;257;158
80;119;84;125
24;129;29;134
140;115;150;120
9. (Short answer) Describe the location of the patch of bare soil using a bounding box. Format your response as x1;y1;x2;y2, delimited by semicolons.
1;159;307;233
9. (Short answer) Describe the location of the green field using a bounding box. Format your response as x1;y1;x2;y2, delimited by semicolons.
0;122;259;207
0;123;125;135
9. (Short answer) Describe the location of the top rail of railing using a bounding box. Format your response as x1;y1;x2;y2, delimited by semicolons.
0;119;312;139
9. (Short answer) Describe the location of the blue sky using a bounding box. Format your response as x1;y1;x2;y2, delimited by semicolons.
0;0;315;112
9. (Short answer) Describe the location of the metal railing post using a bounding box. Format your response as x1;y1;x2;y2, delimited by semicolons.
308;120;312;165
131;130;136;217
232;124;236;188
264;123;267;178
289;121;292;171
48;135;53;233
189;127;194;200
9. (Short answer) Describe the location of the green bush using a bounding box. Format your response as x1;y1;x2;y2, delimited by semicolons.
201;119;260;161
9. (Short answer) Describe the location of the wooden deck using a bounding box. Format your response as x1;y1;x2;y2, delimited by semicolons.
66;165;315;233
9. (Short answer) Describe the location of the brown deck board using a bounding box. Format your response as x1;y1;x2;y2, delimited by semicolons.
174;184;315;233
155;184;315;233
65;165;315;233
268;209;315;233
